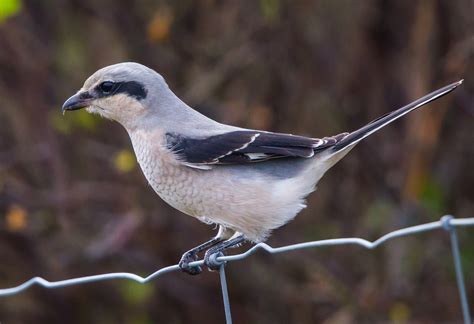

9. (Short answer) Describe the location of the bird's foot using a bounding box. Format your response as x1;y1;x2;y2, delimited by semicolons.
179;251;202;275
204;250;226;271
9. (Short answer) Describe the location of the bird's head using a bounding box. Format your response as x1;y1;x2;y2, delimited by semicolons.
62;62;169;128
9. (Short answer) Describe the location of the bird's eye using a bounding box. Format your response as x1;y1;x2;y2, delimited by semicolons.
99;81;115;94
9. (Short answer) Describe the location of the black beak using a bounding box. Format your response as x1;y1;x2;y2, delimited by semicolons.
62;92;93;112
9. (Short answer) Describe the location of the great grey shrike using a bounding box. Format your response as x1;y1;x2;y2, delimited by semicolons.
62;62;462;274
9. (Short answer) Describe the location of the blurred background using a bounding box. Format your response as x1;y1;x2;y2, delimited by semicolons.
0;0;473;323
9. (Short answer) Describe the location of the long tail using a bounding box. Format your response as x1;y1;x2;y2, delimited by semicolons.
332;80;463;152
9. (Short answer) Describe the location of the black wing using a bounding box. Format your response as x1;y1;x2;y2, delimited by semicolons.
166;130;348;168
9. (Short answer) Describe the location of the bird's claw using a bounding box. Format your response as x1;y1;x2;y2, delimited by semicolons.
179;251;202;275
204;251;226;271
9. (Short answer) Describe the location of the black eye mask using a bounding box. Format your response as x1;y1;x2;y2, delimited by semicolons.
96;81;147;100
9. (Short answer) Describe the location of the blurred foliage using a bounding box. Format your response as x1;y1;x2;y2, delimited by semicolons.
419;176;446;214
119;281;154;306
147;6;174;43
50;110;101;134
363;199;395;234
389;301;411;323
259;0;281;23
0;0;21;23
0;0;472;323
114;149;137;173
5;204;27;232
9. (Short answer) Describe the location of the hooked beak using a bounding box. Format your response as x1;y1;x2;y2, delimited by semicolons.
62;92;94;112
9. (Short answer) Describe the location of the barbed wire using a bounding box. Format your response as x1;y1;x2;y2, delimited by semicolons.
0;215;472;324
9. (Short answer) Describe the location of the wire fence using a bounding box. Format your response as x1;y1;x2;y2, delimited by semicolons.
0;215;472;323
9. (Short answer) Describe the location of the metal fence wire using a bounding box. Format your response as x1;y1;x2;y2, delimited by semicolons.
0;215;472;324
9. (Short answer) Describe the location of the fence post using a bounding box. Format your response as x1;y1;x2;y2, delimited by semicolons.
219;264;233;324
442;215;472;324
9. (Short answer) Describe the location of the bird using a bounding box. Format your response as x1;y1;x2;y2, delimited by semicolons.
62;62;462;275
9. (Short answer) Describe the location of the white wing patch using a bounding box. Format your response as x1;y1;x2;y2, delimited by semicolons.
182;162;213;170
244;153;271;160
215;133;260;160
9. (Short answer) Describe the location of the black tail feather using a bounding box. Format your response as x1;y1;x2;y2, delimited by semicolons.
332;80;463;152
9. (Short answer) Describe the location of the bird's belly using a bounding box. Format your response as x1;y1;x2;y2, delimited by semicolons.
139;157;321;241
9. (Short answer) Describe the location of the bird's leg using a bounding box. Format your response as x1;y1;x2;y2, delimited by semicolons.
179;237;223;275
204;233;246;271
179;226;233;275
